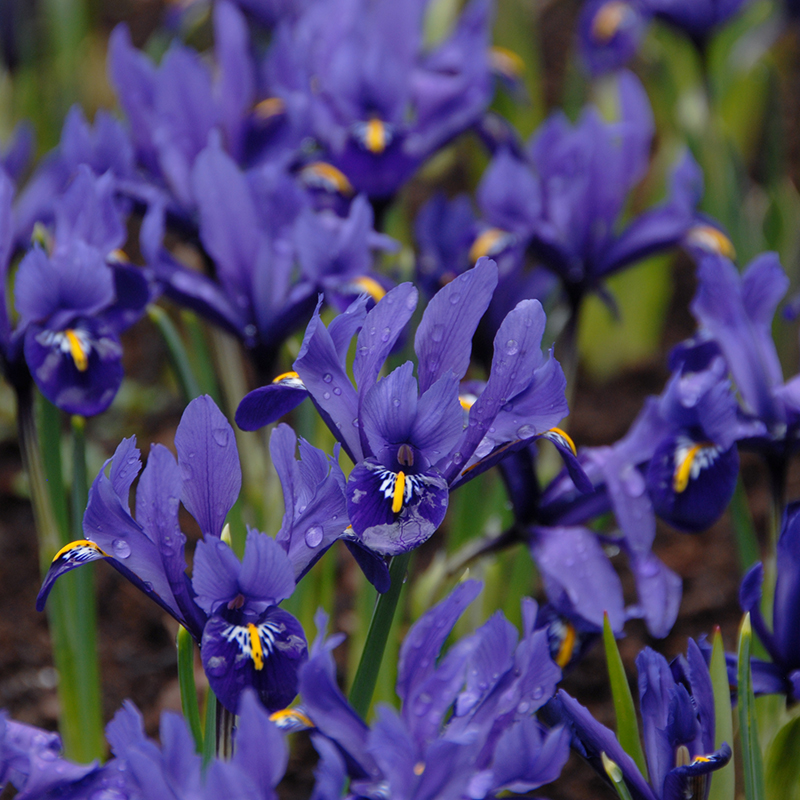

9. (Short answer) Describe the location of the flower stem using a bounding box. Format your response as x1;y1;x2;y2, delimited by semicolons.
348;551;411;719
177;626;204;753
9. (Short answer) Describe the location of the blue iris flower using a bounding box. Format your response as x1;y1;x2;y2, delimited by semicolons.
738;501;800;699
545;640;731;800
238;257;578;556
283;581;569;800
265;0;496;200
36;396;379;713
0;689;288;800
578;0;753;75
11;167;151;416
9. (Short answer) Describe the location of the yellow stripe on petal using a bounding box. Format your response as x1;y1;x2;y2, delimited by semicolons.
351;276;386;301
300;162;354;195
546;427;577;456
489;46;525;80
248;623;264;670
591;1;631;42
65;329;88;372
52;539;109;562
269;707;315;730
686;225;736;258
364;118;388;154
254;97;286;119
273;370;300;384
469;228;509;263
555;622;576;668
393;471;406;514
673;443;704;493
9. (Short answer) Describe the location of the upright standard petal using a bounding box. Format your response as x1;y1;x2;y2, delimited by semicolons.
175;395;242;539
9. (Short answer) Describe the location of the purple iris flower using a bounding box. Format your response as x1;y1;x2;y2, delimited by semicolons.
526;399;685;639
0;711;120;800
578;0;753;75
12;167;151;416
688;251;800;497
466;72;705;314
108;1;258;210
292;581;569;799
266;0;495;199
545;640;731;800
737;501;800;699
12;105;145;248
0;689;287;799
106;690;287;799
35;395;372;713
238;257;575;556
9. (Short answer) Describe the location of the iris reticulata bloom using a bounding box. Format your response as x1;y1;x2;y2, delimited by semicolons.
36;395;363;713
288;582;569;799
545;639;731;800
238;257;577;556
738;501;800;699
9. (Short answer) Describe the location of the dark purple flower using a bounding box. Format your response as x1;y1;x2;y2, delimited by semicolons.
577;0;753;75
738;501;800;699
0;688;288;800
545;639;731;800
266;0;495;199
293;581;569;799
12;167;151;416
238;257;573;556
578;0;650;76
36;395;360;712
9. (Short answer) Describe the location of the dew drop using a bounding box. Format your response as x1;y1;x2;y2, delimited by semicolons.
449;292;461;305
381;327;391;343
392;398;400;407
323;391;331;400
212;426;229;447
532;686;544;700
305;526;324;548
112;539;131;559
517;700;530;714
323;373;333;383
505;339;519;355
333;387;342;396
38;748;57;762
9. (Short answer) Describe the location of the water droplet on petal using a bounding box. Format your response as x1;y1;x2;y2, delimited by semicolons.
381;327;391;343
323;373;333;383
506;339;519;355
305;526;324;548
333;387;342;396
323;391;331;400
112;539;131;559
212;427;229;447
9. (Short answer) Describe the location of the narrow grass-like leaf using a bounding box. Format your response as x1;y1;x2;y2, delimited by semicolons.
738;613;766;800
177;626;204;753
708;628;735;800
149;305;202;402
764;710;800;800
603;613;648;780
602;752;635;800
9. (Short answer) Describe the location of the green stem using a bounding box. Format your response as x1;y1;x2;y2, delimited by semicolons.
177;626;204;753
348;551;411;719
202;690;218;768
149;305;202;402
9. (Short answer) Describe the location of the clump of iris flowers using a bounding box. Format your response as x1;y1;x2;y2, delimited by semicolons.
0;689;288;799
281;581;570;800
544;639;731;800
36;395;379;713
237;258;583;556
